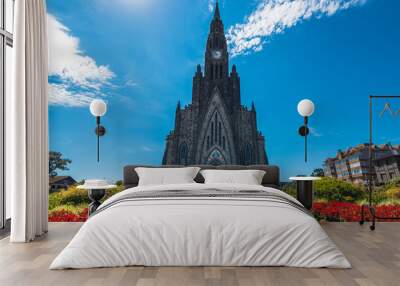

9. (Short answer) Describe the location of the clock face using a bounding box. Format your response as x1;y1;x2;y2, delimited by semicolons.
212;50;222;59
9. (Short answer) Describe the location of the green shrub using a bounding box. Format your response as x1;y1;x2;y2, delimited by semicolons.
314;177;365;203
49;185;125;210
383;177;400;190
282;182;296;198
102;186;125;202
386;187;400;200
282;178;365;203
49;192;63;210
50;204;87;214
48;186;89;209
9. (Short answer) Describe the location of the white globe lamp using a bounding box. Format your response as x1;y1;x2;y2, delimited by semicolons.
297;99;315;117
90;99;108;162
297;99;316;163
90;99;107;117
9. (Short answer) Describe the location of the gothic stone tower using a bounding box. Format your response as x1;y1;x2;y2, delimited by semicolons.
162;1;268;166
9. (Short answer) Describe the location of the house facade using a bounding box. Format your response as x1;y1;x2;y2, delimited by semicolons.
49;176;77;192
374;154;400;184
323;143;400;185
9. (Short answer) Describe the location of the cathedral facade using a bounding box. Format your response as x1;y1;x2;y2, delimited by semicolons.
162;2;268;166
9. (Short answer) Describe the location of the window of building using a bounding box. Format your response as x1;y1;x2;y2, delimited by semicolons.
179;143;188;165
214;113;218;140
1;0;14;229
207;149;225;166
211;122;214;144
218;122;221;146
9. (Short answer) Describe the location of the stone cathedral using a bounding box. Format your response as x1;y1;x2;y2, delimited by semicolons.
162;2;268;166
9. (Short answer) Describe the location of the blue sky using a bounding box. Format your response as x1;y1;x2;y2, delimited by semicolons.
47;0;400;182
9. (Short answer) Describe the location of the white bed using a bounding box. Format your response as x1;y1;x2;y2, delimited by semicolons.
50;183;351;269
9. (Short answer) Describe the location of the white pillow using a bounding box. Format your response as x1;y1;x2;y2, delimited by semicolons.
200;169;266;185
135;167;201;186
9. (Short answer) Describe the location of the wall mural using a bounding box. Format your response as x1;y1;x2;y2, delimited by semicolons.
46;0;400;222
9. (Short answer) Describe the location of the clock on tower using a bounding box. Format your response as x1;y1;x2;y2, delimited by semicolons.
212;50;222;59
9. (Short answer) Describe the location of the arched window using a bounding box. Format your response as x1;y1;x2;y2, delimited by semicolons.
211;122;214;144
223;136;226;150
207;149;225;166
207;136;210;149
179;144;188;165
218;122;222;146
214;65;217;79
215;113;218;140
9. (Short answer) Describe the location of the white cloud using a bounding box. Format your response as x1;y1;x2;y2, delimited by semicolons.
208;0;214;12
309;127;322;137
226;0;367;57
125;80;138;87
141;146;154;152
48;14;115;107
48;84;96;107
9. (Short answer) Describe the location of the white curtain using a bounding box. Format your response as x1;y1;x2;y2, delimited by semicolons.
8;0;49;242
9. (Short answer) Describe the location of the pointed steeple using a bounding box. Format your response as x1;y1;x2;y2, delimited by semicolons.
210;0;223;33
214;1;220;20
175;101;182;131
231;65;237;75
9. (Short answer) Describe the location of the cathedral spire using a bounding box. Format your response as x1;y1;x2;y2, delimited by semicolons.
210;0;223;33
214;1;220;20
251;102;256;112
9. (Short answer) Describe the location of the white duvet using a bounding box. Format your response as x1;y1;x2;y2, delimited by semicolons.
50;183;351;269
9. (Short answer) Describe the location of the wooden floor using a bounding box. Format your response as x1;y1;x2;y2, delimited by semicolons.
0;222;399;286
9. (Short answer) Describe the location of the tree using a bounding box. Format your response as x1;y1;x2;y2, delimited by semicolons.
49;151;72;177
311;168;325;177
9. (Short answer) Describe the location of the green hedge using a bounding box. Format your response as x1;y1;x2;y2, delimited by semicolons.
282;177;365;203
49;185;125;210
314;177;365;203
50;177;400;211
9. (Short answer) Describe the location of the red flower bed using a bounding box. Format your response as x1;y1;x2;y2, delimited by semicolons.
48;203;400;222
312;202;400;222
48;208;88;222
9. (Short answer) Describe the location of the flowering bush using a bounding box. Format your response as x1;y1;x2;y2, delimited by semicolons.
312;202;400;222
48;203;400;222
49;185;125;210
47;181;400;223
314;178;365;203
283;177;365;203
48;184;125;222
48;208;88;222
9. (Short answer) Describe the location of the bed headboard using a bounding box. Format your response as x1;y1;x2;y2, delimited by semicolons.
123;165;280;189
